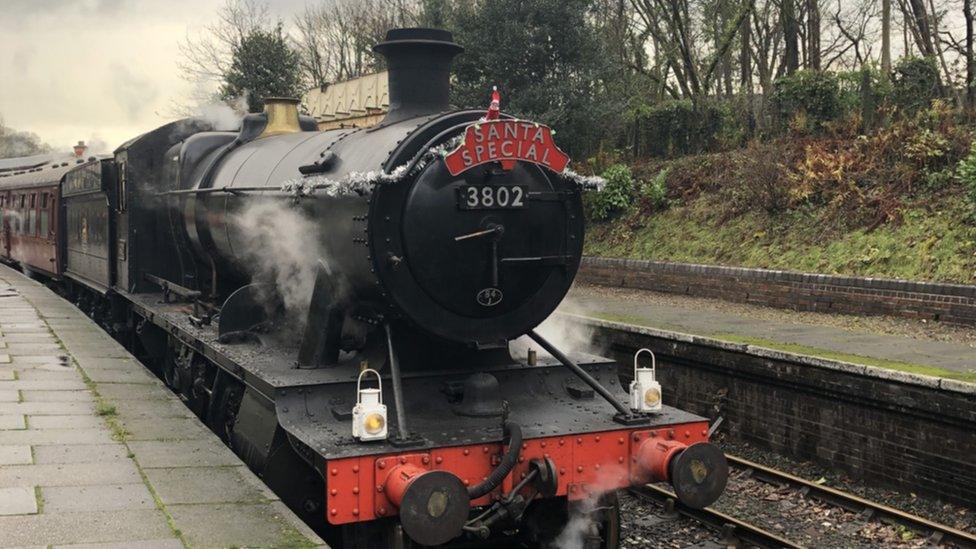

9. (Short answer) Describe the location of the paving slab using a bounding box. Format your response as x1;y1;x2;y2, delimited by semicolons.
0;428;114;446
0;486;38;516
72;357;143;371
20;390;93;402
110;398;196;419
0;414;26;430
32;443;130;465
127;439;243;469
84;367;159;384
54;540;184;549
2;344;65;355
42;483;156;512
0;509;174;546
144;466;274;505
0;445;32;465
95;382;176;401
116;417;213;441
0;334;58;344
6;355;71;365
14;370;84;381
167;502;317;548
27;415;104;430
0;370;13;380
0;462;142;488
0;389;19;402
0;379;87;391
0;402;97;418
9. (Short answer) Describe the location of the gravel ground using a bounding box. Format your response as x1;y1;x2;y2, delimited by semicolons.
619;437;974;548
569;284;976;346
618;491;721;548
717;436;976;537
708;471;931;547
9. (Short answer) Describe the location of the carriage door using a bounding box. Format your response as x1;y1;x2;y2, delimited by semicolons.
115;159;129;292
1;194;9;257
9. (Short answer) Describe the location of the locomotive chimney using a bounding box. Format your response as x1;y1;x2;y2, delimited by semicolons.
258;97;302;138
73;141;87;158
373;28;463;124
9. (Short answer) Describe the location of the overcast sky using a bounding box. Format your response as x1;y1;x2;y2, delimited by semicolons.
0;0;308;154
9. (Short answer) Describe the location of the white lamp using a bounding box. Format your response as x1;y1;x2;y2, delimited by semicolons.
630;348;662;413
352;368;388;441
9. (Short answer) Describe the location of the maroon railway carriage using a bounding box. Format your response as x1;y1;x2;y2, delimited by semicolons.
0;161;80;277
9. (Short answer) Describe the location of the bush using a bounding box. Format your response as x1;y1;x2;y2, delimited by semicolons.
631;99;733;158
771;70;842;132
726;142;792;215
891;57;941;114
587;164;634;221
639;168;669;210
954;141;976;205
904;128;950;171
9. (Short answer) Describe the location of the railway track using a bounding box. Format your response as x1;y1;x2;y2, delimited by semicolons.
628;454;976;548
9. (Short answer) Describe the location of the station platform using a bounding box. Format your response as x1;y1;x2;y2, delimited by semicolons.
563;284;976;382
0;264;325;548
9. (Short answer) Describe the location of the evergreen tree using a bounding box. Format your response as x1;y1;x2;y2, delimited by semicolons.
449;0;610;157
221;24;303;112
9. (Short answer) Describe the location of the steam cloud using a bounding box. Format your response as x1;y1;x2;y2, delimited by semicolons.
509;296;598;360
552;465;628;549
193;96;248;131
230;199;331;321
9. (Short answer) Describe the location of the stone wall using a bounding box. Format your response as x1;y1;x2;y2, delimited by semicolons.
578;257;976;326
564;315;976;507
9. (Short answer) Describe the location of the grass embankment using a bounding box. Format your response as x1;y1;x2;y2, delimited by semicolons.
586;194;976;283
584;107;976;284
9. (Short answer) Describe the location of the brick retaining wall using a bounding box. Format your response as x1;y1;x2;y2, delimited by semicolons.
578;257;976;326
564;315;976;507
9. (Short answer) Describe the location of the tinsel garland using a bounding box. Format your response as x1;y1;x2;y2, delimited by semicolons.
279;134;604;198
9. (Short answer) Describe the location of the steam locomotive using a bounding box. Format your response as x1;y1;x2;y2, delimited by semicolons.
0;28;727;548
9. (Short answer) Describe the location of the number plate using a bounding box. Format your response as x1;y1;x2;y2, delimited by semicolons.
457;185;527;210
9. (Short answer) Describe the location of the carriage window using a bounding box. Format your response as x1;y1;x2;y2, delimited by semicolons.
30;194;35;208
118;160;127;212
39;193;50;238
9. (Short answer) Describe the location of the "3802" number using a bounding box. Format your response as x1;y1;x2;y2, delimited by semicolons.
458;185;527;210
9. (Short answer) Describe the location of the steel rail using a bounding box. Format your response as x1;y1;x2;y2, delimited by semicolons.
629;483;803;549
727;454;976;548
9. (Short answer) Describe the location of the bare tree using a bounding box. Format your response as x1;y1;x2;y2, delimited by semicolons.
967;0;975;105
292;0;422;88
751;0;784;94
781;0;800;74
630;0;754;99
807;0;821;68
901;0;937;55
882;0;892;72
741;6;754;91
178;0;271;83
